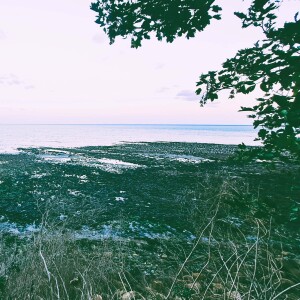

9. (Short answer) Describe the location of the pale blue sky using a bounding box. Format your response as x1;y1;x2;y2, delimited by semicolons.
0;0;298;124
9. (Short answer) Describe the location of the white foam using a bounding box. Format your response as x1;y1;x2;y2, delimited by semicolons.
97;158;140;167
173;157;214;163
37;153;72;163
68;190;82;196
74;157;144;174
45;149;70;154
30;172;48;179
115;197;126;202
140;153;214;163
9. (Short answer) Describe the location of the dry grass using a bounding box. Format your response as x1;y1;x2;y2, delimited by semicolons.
1;177;300;299
162;179;300;299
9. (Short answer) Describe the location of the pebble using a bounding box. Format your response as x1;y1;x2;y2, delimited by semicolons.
121;291;136;300
186;282;201;290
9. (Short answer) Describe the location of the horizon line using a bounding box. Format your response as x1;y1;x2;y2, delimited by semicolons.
0;123;253;126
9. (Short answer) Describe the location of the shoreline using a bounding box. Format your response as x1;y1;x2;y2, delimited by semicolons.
0;142;299;299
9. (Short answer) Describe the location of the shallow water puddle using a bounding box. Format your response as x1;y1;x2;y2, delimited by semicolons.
37;150;145;173
0;219;196;243
139;153;214;163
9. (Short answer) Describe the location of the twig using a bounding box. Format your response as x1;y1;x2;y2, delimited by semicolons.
271;282;300;300
119;272;128;294
39;250;51;282
247;219;259;300
166;201;220;299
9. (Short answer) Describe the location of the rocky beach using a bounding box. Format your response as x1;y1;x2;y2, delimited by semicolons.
0;142;299;299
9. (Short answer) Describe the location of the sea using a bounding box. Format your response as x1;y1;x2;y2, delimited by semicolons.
0;124;260;153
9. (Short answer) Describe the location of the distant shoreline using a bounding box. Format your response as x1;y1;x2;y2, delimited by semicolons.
0;124;260;153
0;123;253;126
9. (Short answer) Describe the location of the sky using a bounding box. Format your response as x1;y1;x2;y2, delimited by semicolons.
0;0;298;124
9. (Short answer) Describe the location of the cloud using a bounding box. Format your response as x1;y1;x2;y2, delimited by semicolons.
92;33;107;44
0;74;22;85
0;74;34;89
176;89;220;107
155;62;165;70
156;86;169;93
0;30;6;40
8;79;22;86
176;90;199;101
0;75;10;85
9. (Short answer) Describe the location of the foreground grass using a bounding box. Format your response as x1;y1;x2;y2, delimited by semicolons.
1;177;300;299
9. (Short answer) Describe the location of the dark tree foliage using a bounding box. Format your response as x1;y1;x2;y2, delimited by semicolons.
90;0;222;48
196;0;300;159
91;0;300;160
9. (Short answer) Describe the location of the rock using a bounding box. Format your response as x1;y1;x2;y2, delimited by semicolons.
121;291;136;300
227;291;242;300
93;295;103;300
192;272;202;279
212;283;223;292
186;282;201;290
153;293;165;300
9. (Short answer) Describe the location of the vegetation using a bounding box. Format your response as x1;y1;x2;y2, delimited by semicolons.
90;0;300;159
1;174;300;299
0;143;300;298
197;1;300;160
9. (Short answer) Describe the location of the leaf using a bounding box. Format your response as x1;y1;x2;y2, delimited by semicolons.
90;2;99;12
212;5;222;13
234;12;247;20
240;107;254;112
260;81;269;92
196;88;202;95
245;84;256;93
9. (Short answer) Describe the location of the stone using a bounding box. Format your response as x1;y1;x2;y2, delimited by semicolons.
227;291;242;300
192;272;202;279
212;283;223;292
121;291;136;300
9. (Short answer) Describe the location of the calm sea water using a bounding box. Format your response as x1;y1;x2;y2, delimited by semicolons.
0;124;259;153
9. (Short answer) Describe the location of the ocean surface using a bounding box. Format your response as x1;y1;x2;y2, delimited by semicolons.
0;124;259;153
